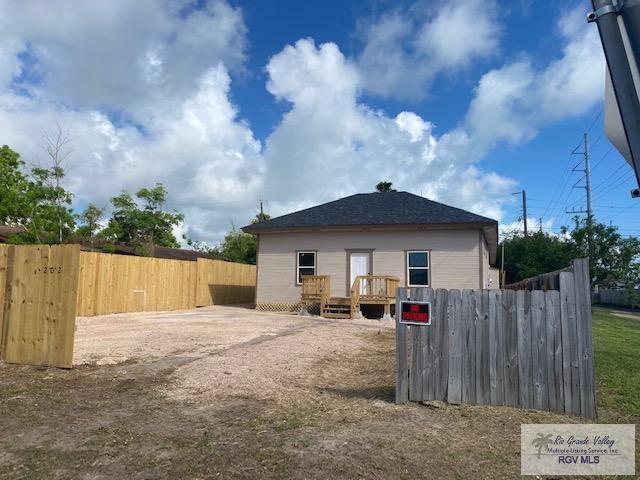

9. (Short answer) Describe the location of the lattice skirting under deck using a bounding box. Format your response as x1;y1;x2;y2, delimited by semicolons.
255;302;322;315
255;302;301;312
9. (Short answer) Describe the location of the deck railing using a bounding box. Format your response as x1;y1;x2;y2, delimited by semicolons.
301;275;330;302
350;275;400;318
351;275;400;299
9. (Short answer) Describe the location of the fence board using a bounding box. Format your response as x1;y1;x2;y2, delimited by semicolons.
545;290;562;412
420;288;436;400
489;290;505;405
573;259;596;418
531;290;548;411
560;271;580;415
503;289;519;406
447;289;463;404
461;290;476;404
395;295;409;404
409;288;426;401
434;288;449;401
517;290;534;409
476;290;490;405
0;246;8;357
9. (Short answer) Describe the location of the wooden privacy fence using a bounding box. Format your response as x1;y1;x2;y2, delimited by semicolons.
0;245;80;368
599;288;639;309
196;258;256;307
77;252;198;316
1;245;257;368
77;252;256;316
396;259;596;419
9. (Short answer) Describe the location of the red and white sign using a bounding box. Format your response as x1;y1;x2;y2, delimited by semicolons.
399;301;431;326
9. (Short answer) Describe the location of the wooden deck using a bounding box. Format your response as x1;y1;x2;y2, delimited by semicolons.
301;275;399;319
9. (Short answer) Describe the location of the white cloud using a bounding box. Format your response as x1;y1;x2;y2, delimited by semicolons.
461;6;605;156
357;0;500;99
0;0;259;243
263;39;514;220
1;0;247;121
0;1;607;245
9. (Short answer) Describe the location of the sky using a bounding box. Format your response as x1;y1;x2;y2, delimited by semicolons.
0;0;638;245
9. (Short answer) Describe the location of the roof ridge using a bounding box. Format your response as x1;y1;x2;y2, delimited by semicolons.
242;191;497;233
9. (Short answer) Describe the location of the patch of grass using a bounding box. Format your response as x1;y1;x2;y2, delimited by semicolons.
592;307;640;416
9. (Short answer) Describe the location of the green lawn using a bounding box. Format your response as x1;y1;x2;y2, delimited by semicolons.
592;307;640;418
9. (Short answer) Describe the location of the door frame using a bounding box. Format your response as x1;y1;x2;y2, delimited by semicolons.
345;249;374;296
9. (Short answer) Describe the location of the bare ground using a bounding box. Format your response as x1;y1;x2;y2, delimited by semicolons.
0;306;598;479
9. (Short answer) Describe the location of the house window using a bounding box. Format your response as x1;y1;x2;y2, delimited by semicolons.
297;251;316;285
407;250;430;286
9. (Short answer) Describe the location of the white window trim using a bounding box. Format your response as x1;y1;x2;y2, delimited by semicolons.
406;250;430;287
296;251;317;285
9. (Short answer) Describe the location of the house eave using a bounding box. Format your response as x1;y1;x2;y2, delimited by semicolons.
243;221;499;264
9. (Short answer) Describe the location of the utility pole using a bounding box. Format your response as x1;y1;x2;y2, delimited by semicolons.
511;190;528;235
522;190;528;236
584;133;594;226
566;133;594;223
567;133;595;263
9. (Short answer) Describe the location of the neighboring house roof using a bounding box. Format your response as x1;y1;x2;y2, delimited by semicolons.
242;191;498;263
79;241;220;262
0;225;26;243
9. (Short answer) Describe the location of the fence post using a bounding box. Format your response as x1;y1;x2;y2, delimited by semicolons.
395;287;409;404
573;258;597;419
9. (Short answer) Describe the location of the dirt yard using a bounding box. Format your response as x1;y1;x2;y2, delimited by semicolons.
1;306;590;479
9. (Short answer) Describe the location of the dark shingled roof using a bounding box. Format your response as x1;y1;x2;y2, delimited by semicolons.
242;192;497;233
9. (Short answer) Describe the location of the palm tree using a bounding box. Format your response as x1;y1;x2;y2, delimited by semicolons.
531;433;553;458
375;181;395;192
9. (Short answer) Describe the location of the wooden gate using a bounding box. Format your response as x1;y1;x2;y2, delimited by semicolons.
0;245;80;368
395;259;596;419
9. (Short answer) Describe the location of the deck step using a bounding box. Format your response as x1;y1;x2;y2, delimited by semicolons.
326;297;350;305
321;312;351;319
321;297;353;319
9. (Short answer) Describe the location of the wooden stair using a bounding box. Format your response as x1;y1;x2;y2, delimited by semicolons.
321;297;353;319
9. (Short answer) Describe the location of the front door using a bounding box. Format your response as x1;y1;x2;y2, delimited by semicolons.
350;252;370;294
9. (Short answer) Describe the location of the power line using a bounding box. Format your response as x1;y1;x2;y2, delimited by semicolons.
590;147;614;172
585;107;604;134
591;171;635;202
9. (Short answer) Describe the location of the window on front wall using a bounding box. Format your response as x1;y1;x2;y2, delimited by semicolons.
297;251;316;285
407;250;429;286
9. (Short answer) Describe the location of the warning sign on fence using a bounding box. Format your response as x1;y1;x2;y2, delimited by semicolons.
399;301;431;326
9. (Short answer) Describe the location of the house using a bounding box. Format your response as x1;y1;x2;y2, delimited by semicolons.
242;191;500;318
0;225;26;243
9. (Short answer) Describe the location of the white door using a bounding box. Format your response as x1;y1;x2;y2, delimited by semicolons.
350;252;369;293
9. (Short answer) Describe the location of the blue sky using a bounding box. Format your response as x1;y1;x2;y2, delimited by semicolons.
231;0;637;237
0;0;637;243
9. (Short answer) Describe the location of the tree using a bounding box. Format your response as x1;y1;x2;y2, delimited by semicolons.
502;231;574;283
20;166;75;244
0;145;31;226
502;218;640;286
76;203;104;248
0;144;76;244
215;229;257;264
40;126;72;243
252;200;270;224
207;203;272;264
563;217;640;285
375;181;396;192
102;183;184;255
